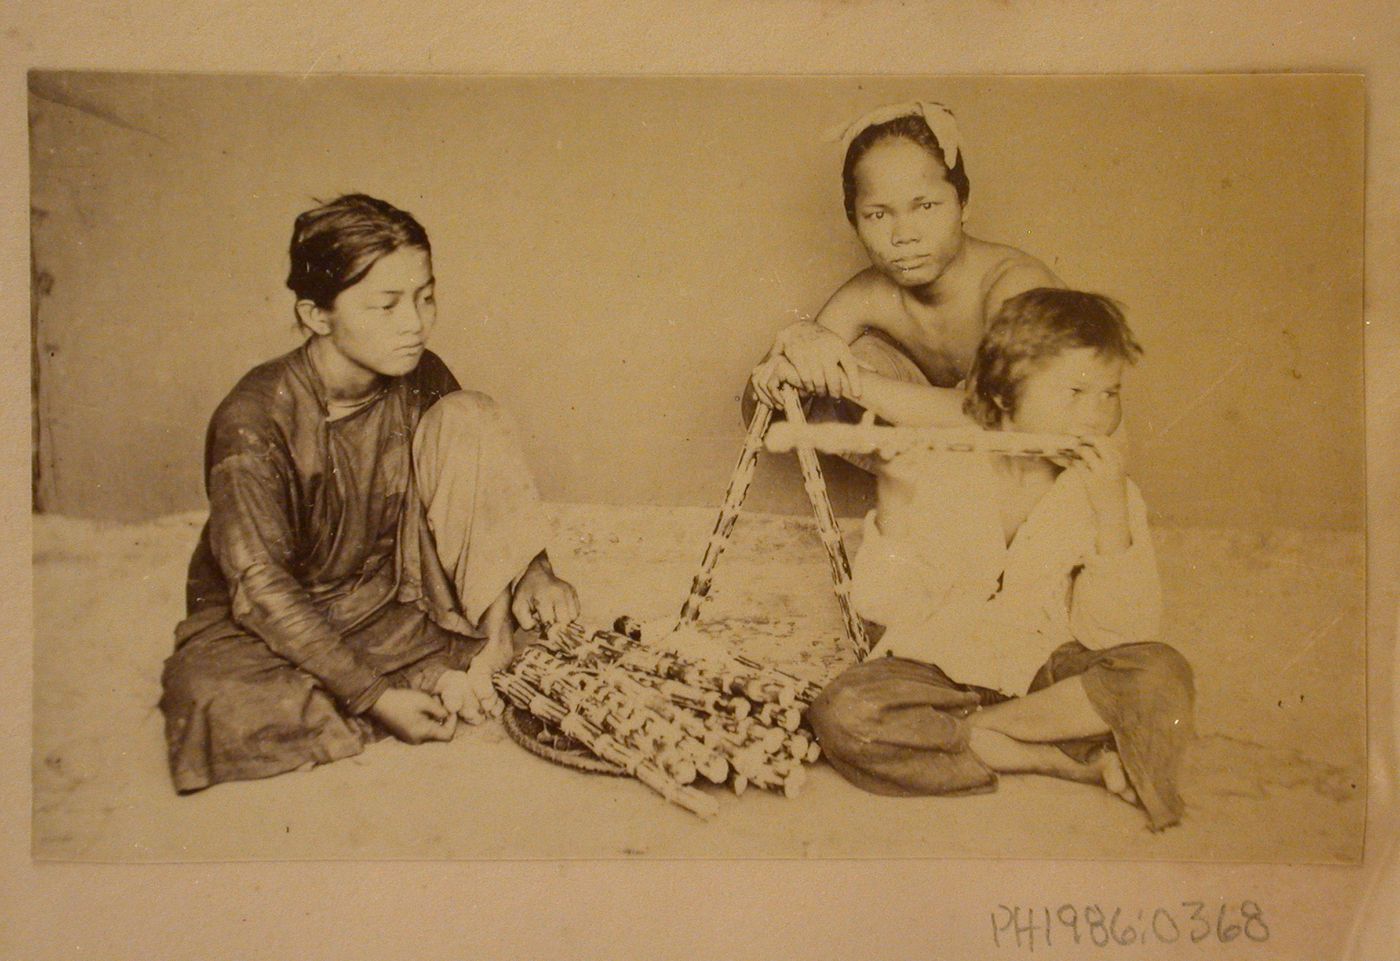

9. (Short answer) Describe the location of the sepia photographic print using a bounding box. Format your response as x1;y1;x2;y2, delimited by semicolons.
28;72;1369;875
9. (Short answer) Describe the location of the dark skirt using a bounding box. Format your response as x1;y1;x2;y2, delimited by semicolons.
806;641;1195;830
160;609;482;793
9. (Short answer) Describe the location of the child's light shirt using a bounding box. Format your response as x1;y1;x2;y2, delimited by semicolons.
852;448;1162;695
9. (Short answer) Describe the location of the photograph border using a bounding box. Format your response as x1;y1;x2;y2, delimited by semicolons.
3;2;1397;959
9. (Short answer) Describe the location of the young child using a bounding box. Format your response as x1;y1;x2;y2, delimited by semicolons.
751;101;1061;436
805;288;1195;831
160;194;580;792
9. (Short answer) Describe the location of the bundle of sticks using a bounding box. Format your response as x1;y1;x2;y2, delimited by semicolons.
493;619;824;819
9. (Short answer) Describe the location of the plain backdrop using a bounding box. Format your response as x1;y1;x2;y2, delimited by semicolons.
29;73;1364;530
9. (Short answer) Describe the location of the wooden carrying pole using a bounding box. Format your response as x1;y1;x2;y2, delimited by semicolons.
677;396;772;625
764;420;1085;461
678;385;869;660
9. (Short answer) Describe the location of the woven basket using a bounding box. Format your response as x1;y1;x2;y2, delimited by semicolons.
502;705;628;776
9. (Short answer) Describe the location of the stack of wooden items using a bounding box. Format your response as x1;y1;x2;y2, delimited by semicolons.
493;619;824;819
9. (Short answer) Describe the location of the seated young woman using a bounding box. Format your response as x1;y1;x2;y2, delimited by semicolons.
749;101;1061;447
160;194;579;792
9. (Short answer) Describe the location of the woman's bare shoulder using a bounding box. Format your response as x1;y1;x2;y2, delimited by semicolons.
964;238;1062;316
967;237;1060;284
819;267;905;329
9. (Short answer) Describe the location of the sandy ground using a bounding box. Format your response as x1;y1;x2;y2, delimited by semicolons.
32;503;1365;863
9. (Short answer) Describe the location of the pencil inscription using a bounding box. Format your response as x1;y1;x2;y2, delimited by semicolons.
990;901;1270;951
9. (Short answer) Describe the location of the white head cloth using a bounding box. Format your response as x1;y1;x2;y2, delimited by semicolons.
826;101;961;171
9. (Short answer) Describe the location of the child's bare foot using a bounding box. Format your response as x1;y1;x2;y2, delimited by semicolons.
1091;747;1138;805
968;728;1141;808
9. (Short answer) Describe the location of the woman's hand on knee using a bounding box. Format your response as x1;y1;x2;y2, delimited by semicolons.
511;568;581;634
368;688;458;744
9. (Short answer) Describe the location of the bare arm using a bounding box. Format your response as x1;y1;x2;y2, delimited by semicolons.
808;268;892;343
847;256;1060;427
753;271;898;405
846;373;971;428
1069;477;1162;648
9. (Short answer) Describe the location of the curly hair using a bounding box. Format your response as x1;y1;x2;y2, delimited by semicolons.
963;288;1143;429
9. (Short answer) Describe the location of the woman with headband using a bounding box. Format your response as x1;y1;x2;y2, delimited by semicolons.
753;105;1192;829
750;102;1061;440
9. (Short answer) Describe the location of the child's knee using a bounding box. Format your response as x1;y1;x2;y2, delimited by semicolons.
806;681;851;741
1126;642;1194;694
808;659;950;759
807;675;876;760
1081;642;1195;725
